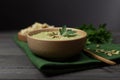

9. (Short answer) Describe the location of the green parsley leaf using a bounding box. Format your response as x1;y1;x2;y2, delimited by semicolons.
76;23;112;45
59;25;67;35
59;25;77;37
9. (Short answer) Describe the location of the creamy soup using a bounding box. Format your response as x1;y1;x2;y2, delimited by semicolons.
31;31;81;40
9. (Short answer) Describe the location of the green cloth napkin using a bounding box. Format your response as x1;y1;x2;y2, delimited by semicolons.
14;35;120;76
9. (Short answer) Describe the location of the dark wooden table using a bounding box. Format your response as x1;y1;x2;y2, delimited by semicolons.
0;31;120;80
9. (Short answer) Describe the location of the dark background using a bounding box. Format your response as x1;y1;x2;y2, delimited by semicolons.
0;0;120;31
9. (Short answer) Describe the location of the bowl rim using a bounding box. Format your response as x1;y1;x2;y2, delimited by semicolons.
27;27;87;42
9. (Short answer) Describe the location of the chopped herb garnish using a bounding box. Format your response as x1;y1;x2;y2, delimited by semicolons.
59;25;67;35
59;25;77;37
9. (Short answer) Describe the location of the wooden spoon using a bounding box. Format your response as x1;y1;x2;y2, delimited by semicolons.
83;49;116;65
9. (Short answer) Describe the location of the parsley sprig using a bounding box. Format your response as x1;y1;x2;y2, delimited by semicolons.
76;24;112;44
59;25;77;37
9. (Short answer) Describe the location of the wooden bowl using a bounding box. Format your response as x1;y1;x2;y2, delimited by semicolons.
18;32;27;42
27;27;87;60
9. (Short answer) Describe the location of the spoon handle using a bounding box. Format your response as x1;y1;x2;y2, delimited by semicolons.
83;49;116;65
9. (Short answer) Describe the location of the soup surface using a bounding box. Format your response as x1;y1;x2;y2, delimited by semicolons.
31;31;81;40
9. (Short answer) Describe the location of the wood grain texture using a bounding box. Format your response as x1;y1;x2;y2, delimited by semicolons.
0;31;120;80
